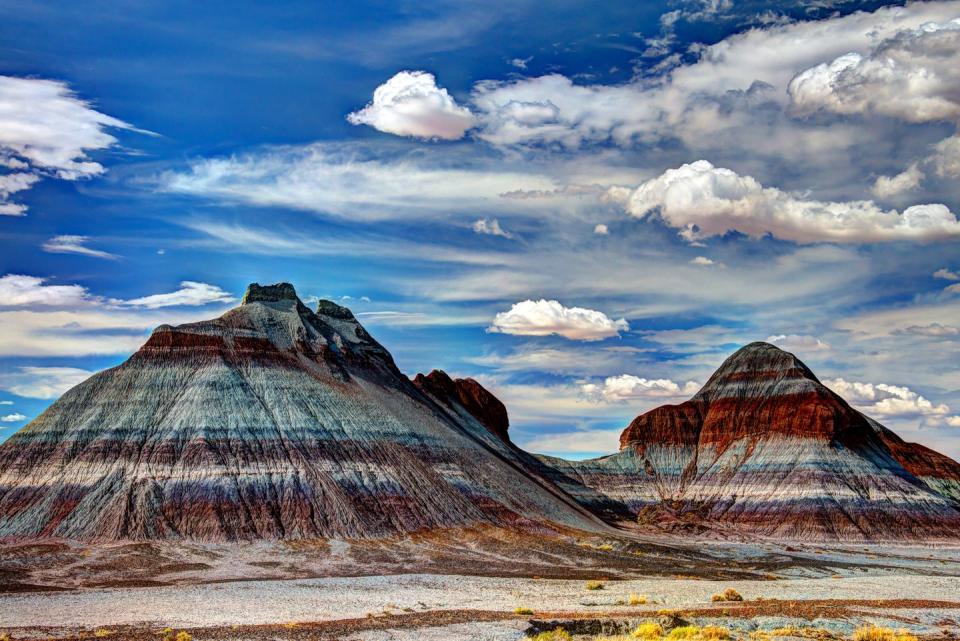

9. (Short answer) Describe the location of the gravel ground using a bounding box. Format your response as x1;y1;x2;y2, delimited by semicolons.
2;572;959;629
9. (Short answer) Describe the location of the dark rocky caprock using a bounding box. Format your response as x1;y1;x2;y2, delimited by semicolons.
536;342;960;540
0;283;604;540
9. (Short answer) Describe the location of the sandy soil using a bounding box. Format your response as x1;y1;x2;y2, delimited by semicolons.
1;535;959;641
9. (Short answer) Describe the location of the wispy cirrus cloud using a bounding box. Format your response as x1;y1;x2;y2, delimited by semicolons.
42;235;118;260
123;281;235;309
0;75;136;215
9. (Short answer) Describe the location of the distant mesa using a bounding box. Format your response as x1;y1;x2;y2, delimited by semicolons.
537;341;960;540
0;282;958;542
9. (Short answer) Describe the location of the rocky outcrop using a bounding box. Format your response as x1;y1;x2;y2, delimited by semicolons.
536;342;960;541
413;370;510;443
0;283;604;541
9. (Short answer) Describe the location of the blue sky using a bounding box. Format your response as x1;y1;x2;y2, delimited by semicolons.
2;0;960;459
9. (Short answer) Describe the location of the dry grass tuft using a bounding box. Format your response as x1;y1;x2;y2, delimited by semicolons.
632;621;665;640
94;630;113;638
711;588;744;602
852;626;917;641
515;607;534;615
668;626;703;640
629;593;649;605
586;580;606;590
701;626;732;641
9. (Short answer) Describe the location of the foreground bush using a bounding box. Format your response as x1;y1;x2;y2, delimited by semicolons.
531;628;572;641
586;580;606;590
852;626;917;641
711;588;744;602
632;621;665;640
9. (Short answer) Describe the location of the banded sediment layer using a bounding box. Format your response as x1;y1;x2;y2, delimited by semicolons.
1;284;958;543
0;283;602;540
535;342;960;540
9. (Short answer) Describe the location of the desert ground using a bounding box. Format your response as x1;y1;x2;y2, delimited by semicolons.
1;532;958;641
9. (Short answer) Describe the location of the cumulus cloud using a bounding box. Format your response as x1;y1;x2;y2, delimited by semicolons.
472;218;513;238
593;223;609;235
42;235;118;260
0;367;93;399
0;75;133;215
766;333;831;352
1;413;27;422
825;377;959;427
488;299;628;341
467;3;960;151
787;19;960;123
931;134;960;177
934;268;960;281
871;163;923;199
609;160;960;243
582;374;700;403
347;71;475;140
690;256;722;267
0;274;92;307
123;281;236;309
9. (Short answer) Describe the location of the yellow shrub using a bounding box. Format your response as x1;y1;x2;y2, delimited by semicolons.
597;543;615;551
174;633;192;641
94;630;113;638
632;621;664;640
531;628;572;641
586;580;605;590
668;626;702;640
515;607;534;615
852;627;917;641
711;588;744;602
701;626;732;641
629;594;649;605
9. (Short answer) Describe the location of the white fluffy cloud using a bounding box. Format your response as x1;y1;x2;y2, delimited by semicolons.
766;333;831;352
0;75;133;215
1;413;27;422
472;218;513;238
0;367;93;399
123;281;236;309
825;377;959;427
347;70;475;140
931;134;960;177
935;268;960;281
787;19;960;123
488;299;628;341
466;3;960;150
871;163;923;199
593;223;609;235
0;274;92;307
42;235;118;260
582;374;700;403
609;160;960;243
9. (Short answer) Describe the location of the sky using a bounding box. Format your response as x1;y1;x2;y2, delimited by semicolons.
2;0;960;460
